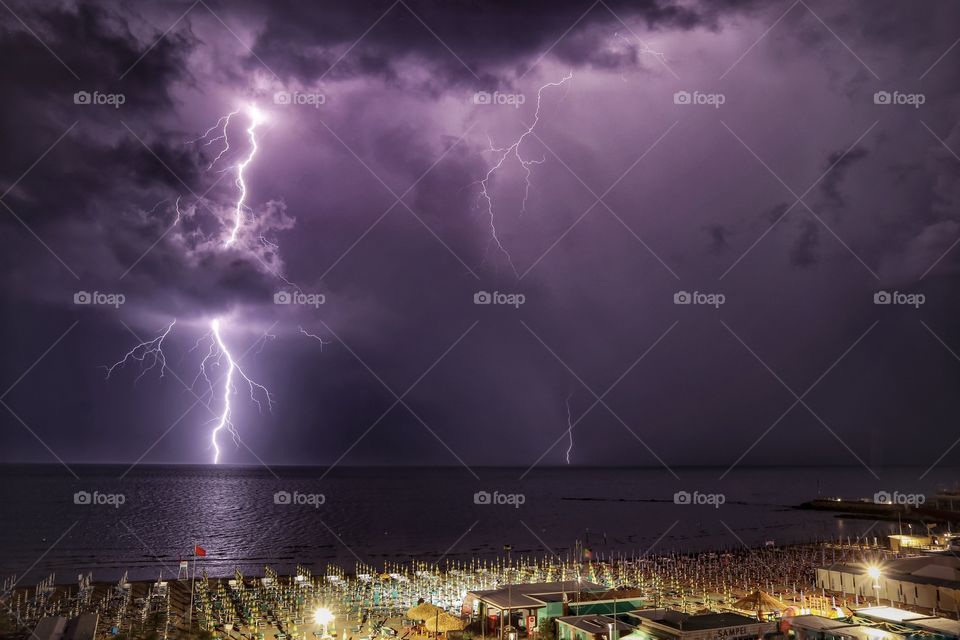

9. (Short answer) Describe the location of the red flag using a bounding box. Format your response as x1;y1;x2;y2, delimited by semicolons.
194;545;206;557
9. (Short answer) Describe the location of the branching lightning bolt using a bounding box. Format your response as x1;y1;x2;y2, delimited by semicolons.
226;106;265;246
475;72;572;276
187;105;265;246
198;318;275;464
103;320;176;384
564;392;574;465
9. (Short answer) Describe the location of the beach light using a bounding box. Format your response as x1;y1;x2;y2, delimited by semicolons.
315;607;334;637
867;566;882;605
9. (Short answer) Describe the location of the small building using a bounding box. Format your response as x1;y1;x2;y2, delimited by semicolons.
780;615;904;640
624;609;775;640
557;614;636;640
854;606;960;639
465;582;648;637
816;556;960;612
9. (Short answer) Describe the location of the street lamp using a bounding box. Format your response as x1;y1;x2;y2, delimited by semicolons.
315;607;335;638
867;567;882;605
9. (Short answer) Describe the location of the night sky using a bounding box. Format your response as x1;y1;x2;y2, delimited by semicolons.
2;0;960;473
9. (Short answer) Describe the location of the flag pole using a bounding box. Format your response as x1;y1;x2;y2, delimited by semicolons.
188;543;196;628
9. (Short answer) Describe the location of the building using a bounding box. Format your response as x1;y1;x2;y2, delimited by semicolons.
854;606;960;639
465;582;647;637
816;556;960;612
557;614;636;640
623;609;776;640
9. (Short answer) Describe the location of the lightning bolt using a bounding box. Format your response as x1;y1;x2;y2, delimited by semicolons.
613;32;672;81
103;319;176;384
298;326;330;350
564;392;574;465
187;105;266;246
112;103;286;465
226;106;265;247
200;318;275;464
475;72;572;276
187;109;239;171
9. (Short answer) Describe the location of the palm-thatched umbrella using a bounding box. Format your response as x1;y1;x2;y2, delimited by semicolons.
422;612;465;634
407;602;444;621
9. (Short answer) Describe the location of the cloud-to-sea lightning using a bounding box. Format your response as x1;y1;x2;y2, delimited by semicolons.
475;72;572;275
564;392;574;464
103;319;176;383
196;319;275;464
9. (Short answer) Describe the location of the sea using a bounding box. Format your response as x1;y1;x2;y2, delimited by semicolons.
0;465;953;585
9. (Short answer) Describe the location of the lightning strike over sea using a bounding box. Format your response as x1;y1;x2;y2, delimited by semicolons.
201;319;275;464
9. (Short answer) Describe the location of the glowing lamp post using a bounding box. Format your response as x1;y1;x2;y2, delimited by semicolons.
315;607;335;638
867;566;882;605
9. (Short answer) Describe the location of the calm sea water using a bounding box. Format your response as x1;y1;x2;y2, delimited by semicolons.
0;465;952;585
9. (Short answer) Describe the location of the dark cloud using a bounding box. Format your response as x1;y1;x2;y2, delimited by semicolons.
820;147;869;208
3;0;960;470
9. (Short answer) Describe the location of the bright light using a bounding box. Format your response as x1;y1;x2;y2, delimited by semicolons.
867;566;881;580
314;607;334;626
246;104;266;125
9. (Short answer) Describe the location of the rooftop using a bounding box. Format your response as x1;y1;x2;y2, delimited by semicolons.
634;609;761;631
470;581;604;610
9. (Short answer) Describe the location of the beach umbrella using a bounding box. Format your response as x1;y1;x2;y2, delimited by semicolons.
422;612;465;633
407;602;443;620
